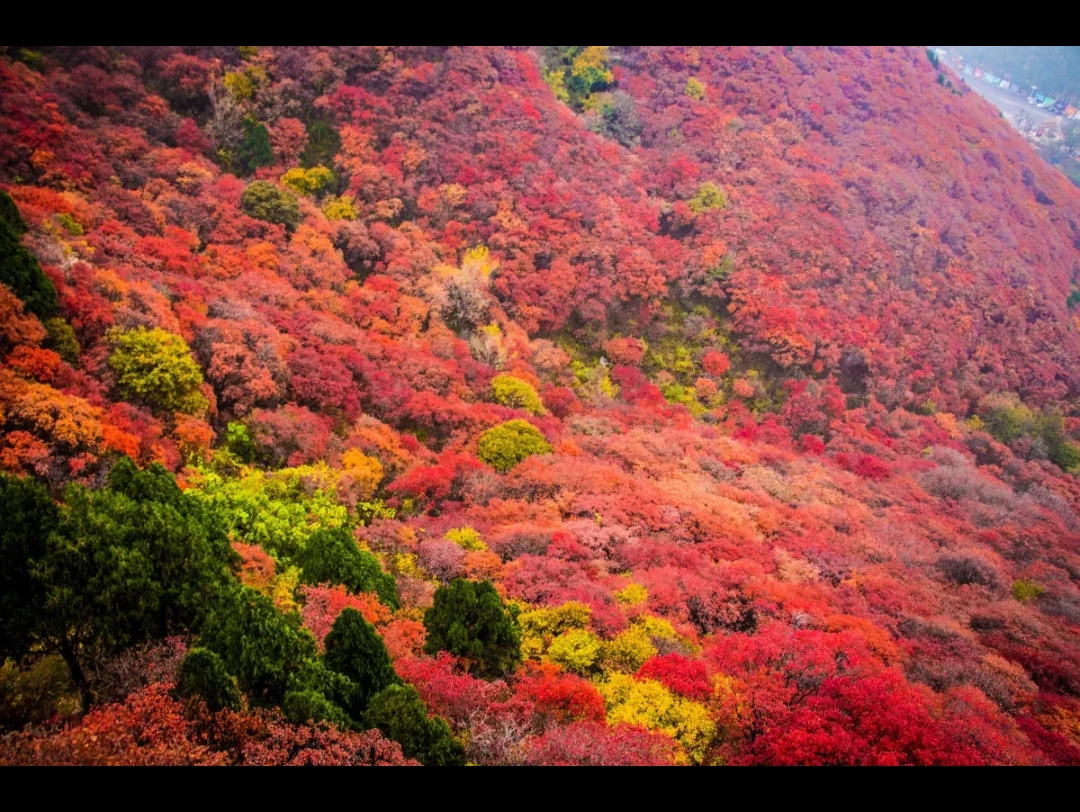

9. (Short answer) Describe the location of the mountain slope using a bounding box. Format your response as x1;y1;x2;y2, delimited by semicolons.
613;46;1080;410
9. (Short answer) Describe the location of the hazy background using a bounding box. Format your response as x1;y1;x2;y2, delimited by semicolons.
943;46;1080;103
937;46;1080;186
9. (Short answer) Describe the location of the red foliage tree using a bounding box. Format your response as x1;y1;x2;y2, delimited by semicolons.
515;668;606;726
523;721;678;766
636;654;713;702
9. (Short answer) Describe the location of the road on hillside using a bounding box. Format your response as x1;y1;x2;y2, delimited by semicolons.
946;63;1059;127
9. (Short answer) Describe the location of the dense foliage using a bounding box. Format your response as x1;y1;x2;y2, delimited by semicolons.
0;190;56;317
477;420;552;473
363;684;466;766
297;527;398;607
424;579;522;678
323;608;399;717
2;45;1080;766
107;327;208;415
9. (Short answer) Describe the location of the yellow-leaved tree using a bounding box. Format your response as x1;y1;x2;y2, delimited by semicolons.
599;674;717;764
107;327;208;417
518;601;592;660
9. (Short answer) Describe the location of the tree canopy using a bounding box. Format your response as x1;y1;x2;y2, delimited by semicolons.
424;579;521;679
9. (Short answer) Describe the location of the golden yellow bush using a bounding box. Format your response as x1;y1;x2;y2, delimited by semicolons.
599;674;716;764
547;628;602;674
518;601;591;660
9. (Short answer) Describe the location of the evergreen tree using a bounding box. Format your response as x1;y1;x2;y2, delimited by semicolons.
237;117;273;176
281;689;350;727
364;685;466;766
0;196;57;317
323;608;398;718
297;527;398;608
424;579;522;678
0;190;27;235
282;659;353;726
0;459;236;708
198;585;317;705
0;475;57;661
299;118;341;169
176;648;242;712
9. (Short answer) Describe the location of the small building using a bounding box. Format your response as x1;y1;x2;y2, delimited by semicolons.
1067;105;1079;118
964;65;975;75
999;81;1011;91
973;68;984;78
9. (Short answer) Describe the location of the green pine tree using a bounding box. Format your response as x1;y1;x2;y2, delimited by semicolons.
323;608;399;718
364;685;465;766
424;579;521;678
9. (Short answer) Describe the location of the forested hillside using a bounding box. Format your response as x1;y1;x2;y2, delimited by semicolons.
2;46;1080;766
